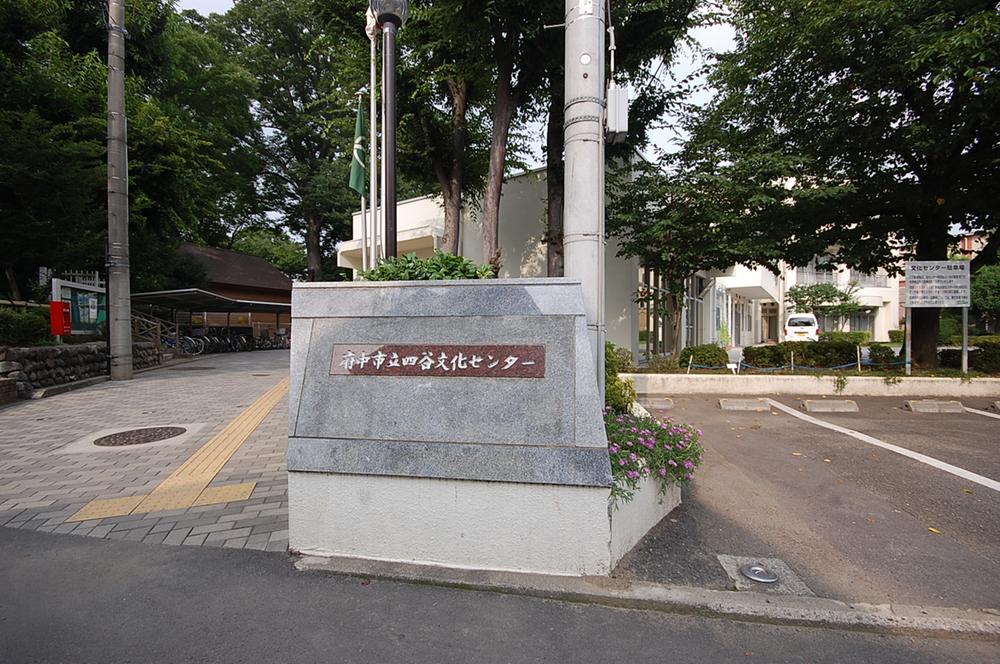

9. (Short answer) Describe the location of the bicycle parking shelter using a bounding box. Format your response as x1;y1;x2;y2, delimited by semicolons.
132;288;292;343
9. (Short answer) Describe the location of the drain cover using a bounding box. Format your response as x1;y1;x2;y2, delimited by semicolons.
169;366;216;371
740;564;779;584
93;426;187;447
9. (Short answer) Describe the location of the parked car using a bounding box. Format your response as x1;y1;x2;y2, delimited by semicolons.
783;313;820;342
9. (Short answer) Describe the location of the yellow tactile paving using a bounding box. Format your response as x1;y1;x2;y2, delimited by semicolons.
191;482;256;506
65;495;146;522
66;378;288;523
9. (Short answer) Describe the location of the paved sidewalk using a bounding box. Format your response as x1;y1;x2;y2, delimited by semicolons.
0;351;290;551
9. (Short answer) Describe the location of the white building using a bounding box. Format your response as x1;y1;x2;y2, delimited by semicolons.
339;170;900;359
338;170;641;357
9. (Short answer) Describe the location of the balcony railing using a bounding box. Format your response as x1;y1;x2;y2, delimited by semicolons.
854;273;888;288
796;269;837;285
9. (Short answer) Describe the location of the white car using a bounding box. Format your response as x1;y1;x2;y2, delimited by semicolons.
784;313;820;342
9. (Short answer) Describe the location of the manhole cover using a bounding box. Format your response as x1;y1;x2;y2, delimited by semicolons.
169;366;216;371
740;564;779;584
93;427;187;447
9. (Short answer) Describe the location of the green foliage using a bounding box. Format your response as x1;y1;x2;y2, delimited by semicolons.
938;314;961;344
605;342;637;415
232;229;307;279
867;343;897;366
971;266;1000;326
359;251;495;282
0;307;51;347
686;0;1000;363
678;344;728;368
888;329;905;343
948;335;1000;346
939;343;1000;374
606;410;704;503
785;283;861;326
742;345;784;368
743;342;858;368
819;331;871;345
647;354;680;373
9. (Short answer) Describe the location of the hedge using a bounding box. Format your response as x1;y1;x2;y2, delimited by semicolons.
939;342;1000;374
742;341;858;368
947;335;1000;346
867;343;897;366
888;329;904;343
0;307;52;347
819;331;871;345
679;343;729;368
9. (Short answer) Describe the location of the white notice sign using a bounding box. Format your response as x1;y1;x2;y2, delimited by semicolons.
905;261;970;308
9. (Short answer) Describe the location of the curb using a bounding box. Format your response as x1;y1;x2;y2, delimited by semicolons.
293;553;1000;639
30;375;108;399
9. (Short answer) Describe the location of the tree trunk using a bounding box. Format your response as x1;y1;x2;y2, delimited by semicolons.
667;291;684;356
910;227;950;368
439;81;468;255
545;65;564;277
481;54;516;267
3;262;22;301
305;213;322;281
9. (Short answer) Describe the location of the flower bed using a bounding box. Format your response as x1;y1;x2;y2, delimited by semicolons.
605;407;704;502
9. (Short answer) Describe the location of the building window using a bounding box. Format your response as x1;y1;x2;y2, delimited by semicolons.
850;312;875;333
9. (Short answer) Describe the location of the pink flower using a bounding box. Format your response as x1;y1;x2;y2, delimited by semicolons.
659;468;667;476
668;459;677;467
683;460;695;469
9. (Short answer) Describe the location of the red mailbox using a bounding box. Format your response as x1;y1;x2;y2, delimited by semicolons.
50;301;72;336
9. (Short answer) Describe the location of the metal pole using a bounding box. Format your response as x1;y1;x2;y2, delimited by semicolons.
563;0;606;400
369;28;379;267
905;307;912;376
360;195;368;271
107;0;132;380
382;21;399;259
962;306;969;374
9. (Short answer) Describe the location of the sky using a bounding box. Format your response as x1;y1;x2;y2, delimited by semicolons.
173;0;735;162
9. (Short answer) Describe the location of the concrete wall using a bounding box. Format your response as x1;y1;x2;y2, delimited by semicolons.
625;372;1000;397
610;479;681;567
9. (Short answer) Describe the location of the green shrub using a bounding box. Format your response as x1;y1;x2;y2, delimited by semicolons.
647;353;680;372
0;307;51;346
819;330;871;345
605;342;637;413
939;342;1000;374
781;340;857;367
679;343;729;368
742;344;783;367
359;250;495;281
948;334;1000;346
975;342;1000;373
888;329;904;343
867;343;897;366
938;315;960;344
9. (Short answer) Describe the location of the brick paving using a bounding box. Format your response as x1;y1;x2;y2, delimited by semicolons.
0;351;290;552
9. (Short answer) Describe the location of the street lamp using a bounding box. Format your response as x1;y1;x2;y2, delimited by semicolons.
370;0;407;258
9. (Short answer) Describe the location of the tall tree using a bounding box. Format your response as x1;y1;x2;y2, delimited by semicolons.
687;0;1000;367
397;0;491;254
220;0;365;281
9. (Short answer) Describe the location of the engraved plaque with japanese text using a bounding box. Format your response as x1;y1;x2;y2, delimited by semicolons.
330;344;546;378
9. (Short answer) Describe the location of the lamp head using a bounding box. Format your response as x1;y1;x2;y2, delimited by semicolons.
369;0;408;27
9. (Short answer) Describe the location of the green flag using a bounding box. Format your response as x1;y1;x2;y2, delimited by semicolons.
349;96;366;197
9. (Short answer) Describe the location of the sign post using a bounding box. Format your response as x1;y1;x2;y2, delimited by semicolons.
904;260;971;374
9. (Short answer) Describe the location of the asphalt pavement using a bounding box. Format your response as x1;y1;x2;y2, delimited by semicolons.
2;526;997;664
619;395;1000;609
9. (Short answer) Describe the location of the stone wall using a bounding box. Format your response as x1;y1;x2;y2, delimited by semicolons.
0;377;14;405
0;342;159;399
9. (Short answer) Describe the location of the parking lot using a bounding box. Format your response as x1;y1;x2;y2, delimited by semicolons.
619;394;1000;609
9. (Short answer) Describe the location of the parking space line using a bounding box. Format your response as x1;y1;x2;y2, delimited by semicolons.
964;407;1000;421
765;399;1000;493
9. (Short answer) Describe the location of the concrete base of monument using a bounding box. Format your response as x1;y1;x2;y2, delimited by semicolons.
288;471;680;577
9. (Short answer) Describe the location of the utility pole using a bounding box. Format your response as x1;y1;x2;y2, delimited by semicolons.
563;0;606;401
107;0;133;380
